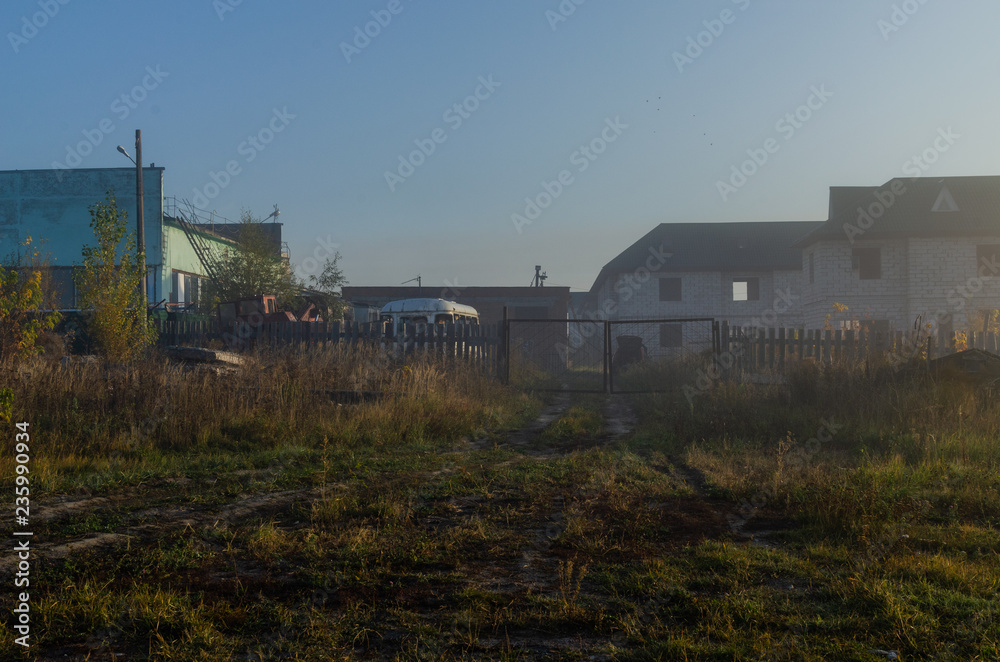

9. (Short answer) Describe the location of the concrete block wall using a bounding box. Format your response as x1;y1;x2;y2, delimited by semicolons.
802;238;909;328
600;269;806;327
905;236;1000;331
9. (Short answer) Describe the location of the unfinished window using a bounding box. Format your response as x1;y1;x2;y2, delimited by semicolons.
808;252;815;284
659;277;682;302
976;245;1000;278
852;247;881;280
732;277;759;301
660;323;682;348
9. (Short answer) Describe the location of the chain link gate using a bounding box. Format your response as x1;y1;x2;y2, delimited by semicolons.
504;318;608;392
504;315;719;393
608;318;717;393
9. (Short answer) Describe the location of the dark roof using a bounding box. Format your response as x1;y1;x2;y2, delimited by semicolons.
801;176;1000;245
930;348;1000;377
590;221;822;294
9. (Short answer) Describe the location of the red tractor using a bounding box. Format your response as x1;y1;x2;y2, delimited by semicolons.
218;295;321;346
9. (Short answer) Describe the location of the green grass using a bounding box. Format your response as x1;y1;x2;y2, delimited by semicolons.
1;350;998;659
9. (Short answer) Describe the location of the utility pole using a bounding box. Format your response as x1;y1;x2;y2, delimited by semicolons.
135;130;147;309
117;131;148;311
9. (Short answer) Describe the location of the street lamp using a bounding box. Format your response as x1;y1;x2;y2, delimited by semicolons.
116;130;147;310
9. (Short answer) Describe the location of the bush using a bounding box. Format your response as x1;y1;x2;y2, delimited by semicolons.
0;237;61;360
74;191;156;362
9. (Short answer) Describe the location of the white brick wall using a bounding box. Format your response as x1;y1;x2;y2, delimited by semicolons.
597;268;807;327
592;234;1000;336
803;235;1000;331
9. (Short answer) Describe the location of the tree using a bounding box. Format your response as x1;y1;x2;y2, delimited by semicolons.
205;211;301;307
74;190;157;362
0;236;61;360
308;253;348;320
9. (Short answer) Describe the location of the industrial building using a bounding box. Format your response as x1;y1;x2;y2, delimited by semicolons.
0;167;282;310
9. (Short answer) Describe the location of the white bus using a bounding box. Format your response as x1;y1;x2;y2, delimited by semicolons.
380;298;480;336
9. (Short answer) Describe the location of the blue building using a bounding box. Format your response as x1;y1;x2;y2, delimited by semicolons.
0;167;277;310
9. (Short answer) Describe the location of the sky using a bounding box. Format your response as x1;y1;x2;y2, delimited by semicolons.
3;0;999;292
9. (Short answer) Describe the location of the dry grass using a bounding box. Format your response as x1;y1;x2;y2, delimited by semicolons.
0;344;533;495
2;348;999;660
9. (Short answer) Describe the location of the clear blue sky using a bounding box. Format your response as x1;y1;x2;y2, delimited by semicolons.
3;0;998;291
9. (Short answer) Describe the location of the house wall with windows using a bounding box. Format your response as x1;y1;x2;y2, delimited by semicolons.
905;236;1000;333
802;236;1000;332
594;269;807;328
801;238;910;329
589;222;821;353
160;218;236;308
800;178;1000;334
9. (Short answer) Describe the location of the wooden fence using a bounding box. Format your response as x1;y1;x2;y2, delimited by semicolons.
718;321;1000;373
154;319;503;373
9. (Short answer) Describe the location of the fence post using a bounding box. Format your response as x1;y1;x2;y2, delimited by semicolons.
501;307;509;383
756;328;765;370
777;327;786;371
766;327;775;370
603;321;611;394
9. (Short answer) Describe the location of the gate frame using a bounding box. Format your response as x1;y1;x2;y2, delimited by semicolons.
503;313;721;394
608;318;719;393
503;313;610;392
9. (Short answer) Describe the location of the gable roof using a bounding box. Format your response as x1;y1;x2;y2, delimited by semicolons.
590;221;823;294
801;176;1000;245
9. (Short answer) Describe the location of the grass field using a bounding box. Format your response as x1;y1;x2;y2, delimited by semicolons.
0;348;997;660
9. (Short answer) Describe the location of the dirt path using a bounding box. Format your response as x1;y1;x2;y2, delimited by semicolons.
1;485;326;572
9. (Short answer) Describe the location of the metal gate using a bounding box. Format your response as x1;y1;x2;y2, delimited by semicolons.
504;316;718;393
504;318;608;392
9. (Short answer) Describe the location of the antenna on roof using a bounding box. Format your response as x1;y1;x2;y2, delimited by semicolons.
263;204;280;222
402;274;422;297
532;265;547;287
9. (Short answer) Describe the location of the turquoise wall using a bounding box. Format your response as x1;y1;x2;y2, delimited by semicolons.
160;220;235;304
0;167;164;301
